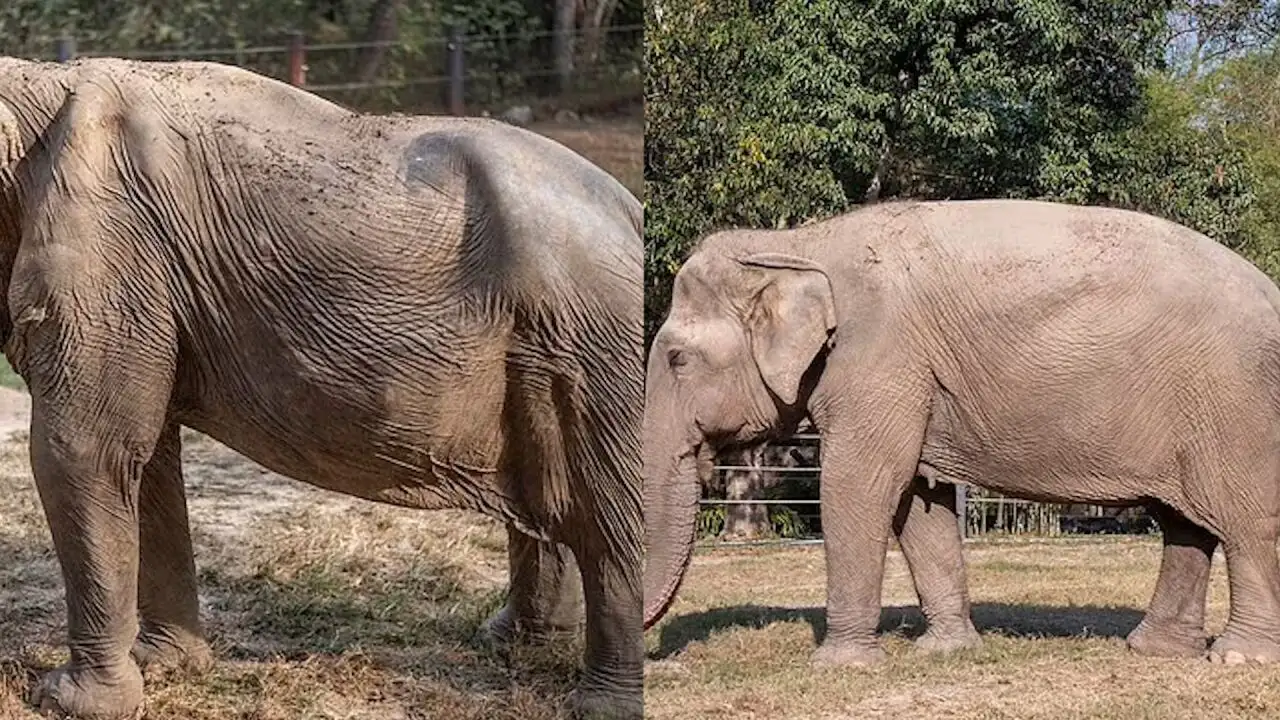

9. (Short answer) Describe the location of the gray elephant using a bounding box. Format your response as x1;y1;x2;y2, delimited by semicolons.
642;198;1279;667
0;57;642;719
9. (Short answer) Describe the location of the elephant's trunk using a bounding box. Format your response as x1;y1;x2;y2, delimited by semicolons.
641;418;710;630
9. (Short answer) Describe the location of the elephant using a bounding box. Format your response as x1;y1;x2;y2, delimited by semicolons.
642;197;1280;667
0;57;642;719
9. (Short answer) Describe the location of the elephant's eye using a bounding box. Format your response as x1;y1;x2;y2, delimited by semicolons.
667;348;688;370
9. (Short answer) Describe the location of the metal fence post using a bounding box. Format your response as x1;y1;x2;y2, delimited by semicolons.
287;32;306;87
55;35;77;63
446;26;465;116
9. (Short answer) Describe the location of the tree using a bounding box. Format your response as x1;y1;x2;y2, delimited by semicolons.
645;0;1258;343
554;0;576;91
355;0;402;84
1166;0;1280;77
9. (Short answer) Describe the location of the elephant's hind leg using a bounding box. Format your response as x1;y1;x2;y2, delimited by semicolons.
894;478;981;654
480;526;583;649
132;422;213;678
1208;518;1280;663
1178;442;1280;664
1126;502;1216;658
562;517;642;720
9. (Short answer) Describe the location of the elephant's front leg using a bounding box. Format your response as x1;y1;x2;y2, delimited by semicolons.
893;478;981;653
482;526;583;648
813;387;930;666
564;527;642;720
133;423;213;677
1126;502;1217;657
28;408;153;719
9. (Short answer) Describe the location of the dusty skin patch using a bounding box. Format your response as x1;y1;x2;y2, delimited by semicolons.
645;539;1280;720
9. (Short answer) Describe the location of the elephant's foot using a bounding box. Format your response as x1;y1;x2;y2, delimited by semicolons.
30;662;144;720
811;638;886;667
131;628;214;678
479;605;581;651
564;682;642;720
1208;632;1280;665
1126;620;1208;658
914;621;982;655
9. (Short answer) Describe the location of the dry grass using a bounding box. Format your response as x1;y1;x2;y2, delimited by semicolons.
645;537;1280;720
0;432;584;719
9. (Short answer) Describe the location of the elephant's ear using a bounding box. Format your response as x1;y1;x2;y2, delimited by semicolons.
738;253;837;406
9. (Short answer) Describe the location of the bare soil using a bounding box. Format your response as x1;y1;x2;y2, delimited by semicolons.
0;389;28;442
0;427;588;719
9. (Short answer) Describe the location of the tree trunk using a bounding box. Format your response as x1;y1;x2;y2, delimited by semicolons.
554;0;577;93
579;0;619;67
356;0;400;84
723;445;771;540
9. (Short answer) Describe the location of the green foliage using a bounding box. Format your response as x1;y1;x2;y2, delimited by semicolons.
0;359;22;391
0;0;317;55
1210;45;1280;275
694;504;808;540
644;0;1271;342
695;505;726;540
1092;73;1256;250
768;506;808;539
0;1;639;112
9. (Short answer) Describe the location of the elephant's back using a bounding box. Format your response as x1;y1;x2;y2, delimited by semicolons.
378;116;642;289
893;199;1280;330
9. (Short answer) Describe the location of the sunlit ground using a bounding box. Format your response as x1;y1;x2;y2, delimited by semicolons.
645;537;1280;720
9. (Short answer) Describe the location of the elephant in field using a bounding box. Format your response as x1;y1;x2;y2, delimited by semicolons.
642;198;1279;667
0;57;641;719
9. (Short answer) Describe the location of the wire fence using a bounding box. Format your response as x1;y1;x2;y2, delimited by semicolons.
696;430;1157;549
24;24;643;117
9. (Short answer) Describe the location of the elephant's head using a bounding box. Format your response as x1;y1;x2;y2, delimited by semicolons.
643;238;837;628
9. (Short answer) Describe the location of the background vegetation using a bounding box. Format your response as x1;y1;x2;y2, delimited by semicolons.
645;0;1280;341
0;0;644;113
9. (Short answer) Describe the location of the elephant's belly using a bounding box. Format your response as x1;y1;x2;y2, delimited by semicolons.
917;388;1171;506
179;346;524;520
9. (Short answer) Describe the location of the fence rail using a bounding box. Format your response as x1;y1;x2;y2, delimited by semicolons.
25;24;643;117
698;432;1154;548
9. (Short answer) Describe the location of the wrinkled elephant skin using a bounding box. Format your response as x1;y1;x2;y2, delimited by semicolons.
0;58;642;720
643;198;1280;669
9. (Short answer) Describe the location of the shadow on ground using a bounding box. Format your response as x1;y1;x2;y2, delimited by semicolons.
650;602;1147;659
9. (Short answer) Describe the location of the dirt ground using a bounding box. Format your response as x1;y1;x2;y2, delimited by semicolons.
0;390;27;441
645;539;1280;720
0;421;588;720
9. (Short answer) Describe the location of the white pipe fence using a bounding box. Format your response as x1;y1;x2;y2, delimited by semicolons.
697;432;1154;547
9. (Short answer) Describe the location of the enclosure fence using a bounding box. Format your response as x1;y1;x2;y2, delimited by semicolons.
24;24;643;117
698;431;1155;548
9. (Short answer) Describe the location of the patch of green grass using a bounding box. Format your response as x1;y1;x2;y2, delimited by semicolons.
0;358;22;390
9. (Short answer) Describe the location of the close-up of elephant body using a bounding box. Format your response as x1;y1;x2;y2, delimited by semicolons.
0;57;642;720
643;198;1280;667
